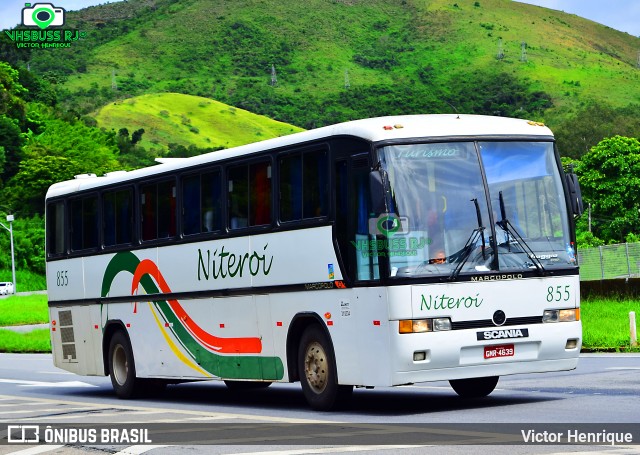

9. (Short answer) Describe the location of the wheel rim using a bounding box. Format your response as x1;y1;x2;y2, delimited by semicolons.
304;341;328;394
112;344;128;386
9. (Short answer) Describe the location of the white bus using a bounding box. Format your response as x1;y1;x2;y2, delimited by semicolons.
46;114;583;411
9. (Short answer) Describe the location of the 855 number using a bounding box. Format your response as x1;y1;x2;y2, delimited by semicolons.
56;270;69;287
546;285;570;302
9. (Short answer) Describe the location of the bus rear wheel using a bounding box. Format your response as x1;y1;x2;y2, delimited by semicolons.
109;331;139;398
449;376;499;398
298;325;352;411
108;330;166;398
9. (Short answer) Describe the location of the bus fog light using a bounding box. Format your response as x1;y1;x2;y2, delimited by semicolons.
433;318;451;331
413;351;427;361
565;338;579;349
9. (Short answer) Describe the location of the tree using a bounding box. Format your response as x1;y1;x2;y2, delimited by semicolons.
3;156;84;215
576;136;640;243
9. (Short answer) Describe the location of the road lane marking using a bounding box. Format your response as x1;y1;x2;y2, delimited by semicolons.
5;446;65;455
0;379;98;388
230;446;430;455
114;446;170;455
0;394;328;424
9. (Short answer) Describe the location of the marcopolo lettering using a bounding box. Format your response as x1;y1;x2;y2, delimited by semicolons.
477;328;529;341
471;274;523;281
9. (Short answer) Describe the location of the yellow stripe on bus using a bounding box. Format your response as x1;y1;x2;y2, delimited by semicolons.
148;302;212;378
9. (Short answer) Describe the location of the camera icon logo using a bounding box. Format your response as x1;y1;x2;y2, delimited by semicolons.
22;3;65;29
369;214;410;237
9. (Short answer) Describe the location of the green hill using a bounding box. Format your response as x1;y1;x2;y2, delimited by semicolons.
94;93;303;150
21;0;640;154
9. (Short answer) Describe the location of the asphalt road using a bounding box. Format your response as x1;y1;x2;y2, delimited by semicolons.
0;353;638;454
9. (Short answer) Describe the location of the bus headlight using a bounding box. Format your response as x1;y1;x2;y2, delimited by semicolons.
433;318;452;331
543;308;580;323
398;318;451;333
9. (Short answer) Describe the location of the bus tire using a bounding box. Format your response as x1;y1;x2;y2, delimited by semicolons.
449;376;499;398
108;330;142;399
224;380;272;390
298;325;353;411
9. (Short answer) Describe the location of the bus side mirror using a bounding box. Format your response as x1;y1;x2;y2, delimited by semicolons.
566;173;584;217
369;169;388;215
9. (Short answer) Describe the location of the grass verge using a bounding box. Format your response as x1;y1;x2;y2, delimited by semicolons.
581;298;640;352
0;329;50;353
0;294;48;326
0;270;46;292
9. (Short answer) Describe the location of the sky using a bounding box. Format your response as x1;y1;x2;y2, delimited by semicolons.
515;0;640;37
1;0;639;36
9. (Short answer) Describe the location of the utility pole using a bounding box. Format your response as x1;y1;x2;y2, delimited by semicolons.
0;215;16;294
496;38;504;60
111;69;118;91
270;64;277;86
520;41;527;62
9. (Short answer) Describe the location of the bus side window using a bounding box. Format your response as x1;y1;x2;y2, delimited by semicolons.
141;184;157;241
335;158;379;282
304;150;328;218
202;170;221;232
182;175;201;236
228;165;248;229
158;181;176;238
280;150;328;222
70;195;98;251
229;161;271;229
141;180;176;241
104;189;133;246
47;201;65;255
250;161;271;226
353;162;379;281
185;171;222;234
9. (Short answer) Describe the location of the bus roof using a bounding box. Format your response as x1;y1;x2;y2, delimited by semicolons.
46;114;553;199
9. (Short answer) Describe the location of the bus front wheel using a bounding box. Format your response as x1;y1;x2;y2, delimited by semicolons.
298;325;353;411
449;376;499;398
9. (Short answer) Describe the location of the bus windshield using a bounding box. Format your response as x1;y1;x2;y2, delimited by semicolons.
377;141;575;279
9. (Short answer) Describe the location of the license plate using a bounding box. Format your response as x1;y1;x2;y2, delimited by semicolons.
484;344;514;359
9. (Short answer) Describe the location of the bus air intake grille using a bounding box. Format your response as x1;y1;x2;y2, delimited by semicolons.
62;344;77;361
451;316;543;330
60;327;75;343
58;310;77;361
59;310;73;327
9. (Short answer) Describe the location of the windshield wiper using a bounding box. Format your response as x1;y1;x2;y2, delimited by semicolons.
449;198;486;280
497;191;546;276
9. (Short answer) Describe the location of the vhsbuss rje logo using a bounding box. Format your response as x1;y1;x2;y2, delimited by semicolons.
3;3;87;49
